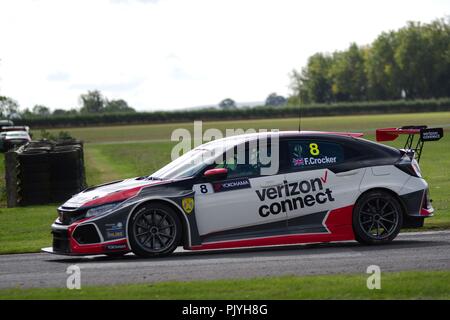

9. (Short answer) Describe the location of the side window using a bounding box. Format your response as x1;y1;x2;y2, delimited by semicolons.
215;143;265;179
287;140;344;170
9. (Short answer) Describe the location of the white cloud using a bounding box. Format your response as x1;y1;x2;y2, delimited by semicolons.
0;0;448;111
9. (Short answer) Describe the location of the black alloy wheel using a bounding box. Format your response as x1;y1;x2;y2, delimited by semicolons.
353;190;403;244
129;203;182;257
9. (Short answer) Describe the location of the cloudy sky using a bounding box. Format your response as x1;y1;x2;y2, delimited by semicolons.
0;0;448;111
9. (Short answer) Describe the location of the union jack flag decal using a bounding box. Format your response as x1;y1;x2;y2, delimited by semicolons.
293;158;304;166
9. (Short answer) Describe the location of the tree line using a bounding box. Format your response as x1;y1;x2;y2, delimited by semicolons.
289;17;450;104
13;98;450;128
23;90;136;117
1;90;287;119
0;90;137;119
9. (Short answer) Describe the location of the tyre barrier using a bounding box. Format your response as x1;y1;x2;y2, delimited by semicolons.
5;139;86;207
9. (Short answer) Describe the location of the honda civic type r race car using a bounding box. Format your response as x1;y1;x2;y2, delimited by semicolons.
42;127;443;258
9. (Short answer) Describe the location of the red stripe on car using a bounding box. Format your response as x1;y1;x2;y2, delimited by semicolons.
83;186;144;207
190;205;354;250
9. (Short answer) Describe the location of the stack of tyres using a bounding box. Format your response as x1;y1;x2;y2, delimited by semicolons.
50;145;85;202
17;150;51;205
5;139;86;207
58;140;87;195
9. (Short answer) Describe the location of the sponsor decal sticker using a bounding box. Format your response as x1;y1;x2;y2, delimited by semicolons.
105;244;127;251
213;178;251;192
107;222;123;230
182;197;195;214
293;156;337;166
105;222;125;239
292;158;304;166
255;173;335;217
106;231;124;239
420;128;443;141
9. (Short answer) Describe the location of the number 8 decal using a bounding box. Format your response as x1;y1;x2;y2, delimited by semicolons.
194;183;214;194
309;143;320;156
200;185;208;193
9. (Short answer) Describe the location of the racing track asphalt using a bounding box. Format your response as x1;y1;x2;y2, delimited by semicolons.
0;230;449;289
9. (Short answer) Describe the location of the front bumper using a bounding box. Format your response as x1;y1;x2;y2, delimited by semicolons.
44;222;130;256
41;246;74;256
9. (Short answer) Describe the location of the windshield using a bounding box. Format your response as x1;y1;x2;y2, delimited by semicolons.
150;148;220;180
150;135;264;180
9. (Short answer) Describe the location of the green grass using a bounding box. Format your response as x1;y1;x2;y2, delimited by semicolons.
1;271;449;299
0;112;449;254
0;205;56;254
34;112;450;143
85;141;176;179
0;155;5;207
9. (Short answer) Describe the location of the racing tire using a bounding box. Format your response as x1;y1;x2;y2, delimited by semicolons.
19;163;50;173
353;190;403;245
50;179;83;189
51;173;83;182
128;203;182;258
18;151;49;164
18;172;51;183
18;182;51;193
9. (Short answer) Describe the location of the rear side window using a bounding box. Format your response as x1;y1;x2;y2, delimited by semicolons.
287;140;344;169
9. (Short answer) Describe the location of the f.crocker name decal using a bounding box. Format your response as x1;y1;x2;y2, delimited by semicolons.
256;175;335;217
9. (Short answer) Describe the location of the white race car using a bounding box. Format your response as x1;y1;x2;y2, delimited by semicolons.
43;126;443;258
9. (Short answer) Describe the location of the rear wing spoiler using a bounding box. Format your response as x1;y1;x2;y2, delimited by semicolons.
376;126;444;162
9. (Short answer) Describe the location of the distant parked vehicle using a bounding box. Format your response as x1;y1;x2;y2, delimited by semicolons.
1;125;30;133
0;130;31;151
0;120;14;127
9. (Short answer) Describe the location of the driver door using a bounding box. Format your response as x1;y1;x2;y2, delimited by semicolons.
193;143;287;243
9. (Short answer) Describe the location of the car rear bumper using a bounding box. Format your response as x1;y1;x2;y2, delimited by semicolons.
400;187;434;217
400;187;434;228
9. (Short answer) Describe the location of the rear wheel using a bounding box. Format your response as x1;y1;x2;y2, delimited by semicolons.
128;203;182;258
353;190;403;244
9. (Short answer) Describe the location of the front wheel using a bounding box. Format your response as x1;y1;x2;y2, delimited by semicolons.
128;203;182;258
353;190;403;245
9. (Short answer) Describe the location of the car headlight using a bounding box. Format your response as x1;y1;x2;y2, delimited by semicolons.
85;203;118;218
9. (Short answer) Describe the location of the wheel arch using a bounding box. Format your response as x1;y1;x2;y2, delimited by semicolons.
352;187;406;244
125;198;191;249
355;187;407;218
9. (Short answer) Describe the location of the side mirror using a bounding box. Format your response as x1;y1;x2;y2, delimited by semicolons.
203;168;228;180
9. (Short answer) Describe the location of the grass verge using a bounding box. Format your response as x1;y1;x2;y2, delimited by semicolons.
0;205;56;254
35;112;450;143
0;271;449;299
